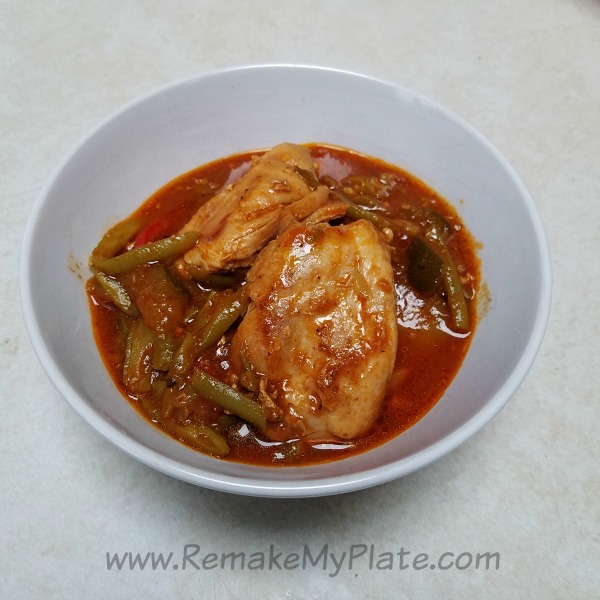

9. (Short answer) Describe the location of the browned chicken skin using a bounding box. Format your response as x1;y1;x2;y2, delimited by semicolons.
230;219;398;441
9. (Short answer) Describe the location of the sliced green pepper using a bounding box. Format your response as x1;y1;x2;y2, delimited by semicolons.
407;238;444;295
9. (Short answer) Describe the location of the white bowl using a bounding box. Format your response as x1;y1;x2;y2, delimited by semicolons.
21;65;551;497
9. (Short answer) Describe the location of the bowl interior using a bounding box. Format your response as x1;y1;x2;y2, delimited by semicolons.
21;66;551;496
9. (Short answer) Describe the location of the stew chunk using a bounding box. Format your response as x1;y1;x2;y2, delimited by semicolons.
178;143;345;273
230;219;398;440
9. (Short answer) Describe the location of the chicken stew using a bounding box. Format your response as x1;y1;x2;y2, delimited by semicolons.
86;143;479;465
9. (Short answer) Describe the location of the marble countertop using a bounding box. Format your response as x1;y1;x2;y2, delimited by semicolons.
2;1;598;598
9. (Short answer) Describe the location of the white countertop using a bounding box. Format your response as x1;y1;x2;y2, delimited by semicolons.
2;1;598;598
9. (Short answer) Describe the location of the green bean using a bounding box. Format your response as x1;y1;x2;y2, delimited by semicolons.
185;264;245;287
392;218;422;237
345;176;377;196
91;267;139;317
343;197;393;229
92;231;198;275
177;293;217;366
115;313;131;353
184;303;201;323
123;320;154;394
167;332;197;381
195;290;247;352
402;206;453;238
345;200;421;237
92;218;141;261
353;194;382;209
239;370;260;392
168;421;230;456
167;290;244;381
216;413;238;433
320;175;338;189
191;369;269;429
151;333;176;371
425;229;470;333
141;382;163;421
238;343;260;391
160;386;175;419
277;439;305;462
332;190;420;237
293;166;319;191
151;378;167;398
239;343;254;373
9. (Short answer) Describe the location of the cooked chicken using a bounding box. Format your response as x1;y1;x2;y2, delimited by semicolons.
230;219;398;440
178;143;346;273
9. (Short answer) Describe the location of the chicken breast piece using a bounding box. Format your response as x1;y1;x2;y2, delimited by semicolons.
230;219;398;440
178;143;346;273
